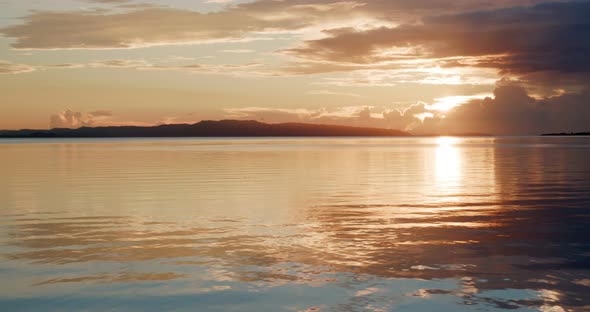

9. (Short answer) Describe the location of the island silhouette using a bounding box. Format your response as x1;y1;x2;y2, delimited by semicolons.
0;120;411;138
542;132;590;136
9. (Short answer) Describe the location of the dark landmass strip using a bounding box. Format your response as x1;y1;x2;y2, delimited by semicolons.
542;132;590;136
418;132;491;137
0;120;411;138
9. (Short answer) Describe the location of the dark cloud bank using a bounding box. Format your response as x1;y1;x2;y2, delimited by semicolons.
288;1;590;88
412;83;590;135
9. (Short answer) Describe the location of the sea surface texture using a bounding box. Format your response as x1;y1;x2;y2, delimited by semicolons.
0;137;589;311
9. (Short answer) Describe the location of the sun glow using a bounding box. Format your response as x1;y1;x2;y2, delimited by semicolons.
427;93;493;112
427;96;463;112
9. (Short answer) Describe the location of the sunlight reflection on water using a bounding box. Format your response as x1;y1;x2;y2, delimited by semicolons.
0;137;589;311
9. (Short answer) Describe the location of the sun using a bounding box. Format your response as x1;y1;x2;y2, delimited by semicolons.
426;95;466;112
426;93;493;112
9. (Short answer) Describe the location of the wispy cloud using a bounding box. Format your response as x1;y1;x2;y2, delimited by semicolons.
0;60;36;74
9;59;267;77
221;49;255;53
306;90;364;98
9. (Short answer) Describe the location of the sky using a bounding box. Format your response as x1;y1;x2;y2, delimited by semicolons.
0;0;589;134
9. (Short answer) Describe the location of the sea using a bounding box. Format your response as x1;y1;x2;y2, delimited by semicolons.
0;137;589;311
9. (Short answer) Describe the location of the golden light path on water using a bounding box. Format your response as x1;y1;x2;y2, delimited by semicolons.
435;136;462;185
0;137;589;311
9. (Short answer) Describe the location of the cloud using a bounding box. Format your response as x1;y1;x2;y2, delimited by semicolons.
287;1;590;64
221;49;255;53
0;3;354;50
90;59;150;68
156;112;201;125
45;82;590;134
284;1;590;90
48;109;157;129
2;1;582;89
2;59;153;74
89;110;114;117
385;82;590;135
224;81;590;135
311;66;499;87
142;62;265;76
206;0;235;3
89;0;133;3
39;58;266;76
4;0;589;135
306;90;364;98
222;105;436;131
49;109;113;129
224;106;380;126
418;83;590;135
0;60;36;74
0;0;562;50
0;8;265;49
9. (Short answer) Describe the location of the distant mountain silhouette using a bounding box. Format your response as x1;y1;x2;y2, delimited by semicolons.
0;120;411;138
542;132;590;136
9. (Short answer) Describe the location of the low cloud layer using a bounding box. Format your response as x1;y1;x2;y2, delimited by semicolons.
44;82;590;134
49;109;113;129
47;109;201;129
226;82;590;135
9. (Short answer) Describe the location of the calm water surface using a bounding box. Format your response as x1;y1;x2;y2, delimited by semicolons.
0;137;589;311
